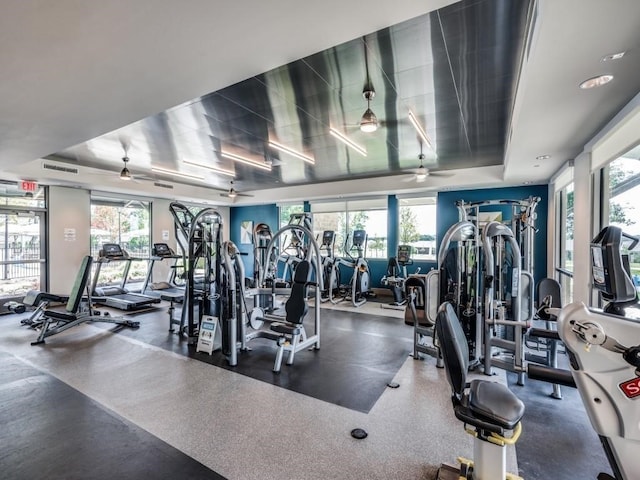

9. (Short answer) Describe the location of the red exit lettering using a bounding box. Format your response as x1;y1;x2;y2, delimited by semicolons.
619;377;640;399
20;180;38;193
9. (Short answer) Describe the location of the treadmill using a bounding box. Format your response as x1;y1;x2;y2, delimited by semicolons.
141;243;186;303
91;243;161;311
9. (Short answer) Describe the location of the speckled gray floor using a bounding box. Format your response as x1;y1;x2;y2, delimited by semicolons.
0;308;518;480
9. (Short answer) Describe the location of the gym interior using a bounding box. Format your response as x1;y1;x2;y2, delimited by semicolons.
1;1;640;479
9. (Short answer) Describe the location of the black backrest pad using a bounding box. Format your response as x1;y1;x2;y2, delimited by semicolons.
435;302;469;398
67;256;93;313
285;260;311;325
537;277;562;308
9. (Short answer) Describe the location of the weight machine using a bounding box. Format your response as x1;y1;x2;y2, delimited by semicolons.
243;222;322;372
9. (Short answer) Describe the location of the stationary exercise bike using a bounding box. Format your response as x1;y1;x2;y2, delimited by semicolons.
381;244;419;309
555;226;640;480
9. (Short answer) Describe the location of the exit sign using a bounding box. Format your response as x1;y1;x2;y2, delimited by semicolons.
20;180;38;193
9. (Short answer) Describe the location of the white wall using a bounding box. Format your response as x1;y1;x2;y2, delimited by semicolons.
151;199;176;283
48;186;91;293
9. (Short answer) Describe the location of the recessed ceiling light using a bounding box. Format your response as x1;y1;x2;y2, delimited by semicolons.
602;51;625;62
579;74;614;89
536;154;551;160
522;181;531;185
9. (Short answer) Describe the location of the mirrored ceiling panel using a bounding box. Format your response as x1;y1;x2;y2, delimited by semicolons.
51;0;532;192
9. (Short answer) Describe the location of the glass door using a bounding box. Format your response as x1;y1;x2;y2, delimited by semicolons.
0;211;46;310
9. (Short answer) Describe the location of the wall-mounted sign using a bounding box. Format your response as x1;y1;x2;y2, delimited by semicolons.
64;228;76;242
20;180;38;193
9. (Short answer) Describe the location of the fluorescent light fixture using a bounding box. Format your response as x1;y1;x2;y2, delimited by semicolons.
151;166;204;181
329;127;367;156
579;74;613;89
408;111;433;150
269;141;315;164
536;154;551;160
221;151;272;171
183;160;235;177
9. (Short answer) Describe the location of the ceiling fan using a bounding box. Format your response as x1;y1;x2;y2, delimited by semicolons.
219;181;254;199
402;141;451;183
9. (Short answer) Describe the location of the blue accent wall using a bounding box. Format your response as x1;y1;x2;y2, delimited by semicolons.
230;204;279;280
436;184;548;284
387;195;399;258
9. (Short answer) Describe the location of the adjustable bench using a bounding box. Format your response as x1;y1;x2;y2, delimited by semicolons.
32;256;140;345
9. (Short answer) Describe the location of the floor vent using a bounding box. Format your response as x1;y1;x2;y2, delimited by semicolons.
42;162;79;174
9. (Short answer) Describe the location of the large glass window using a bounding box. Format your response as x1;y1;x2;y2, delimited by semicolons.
90;197;151;285
311;198;387;258
603;146;640;291
398;196;437;260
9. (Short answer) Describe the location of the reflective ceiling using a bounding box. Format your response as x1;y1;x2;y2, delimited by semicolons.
50;0;532;193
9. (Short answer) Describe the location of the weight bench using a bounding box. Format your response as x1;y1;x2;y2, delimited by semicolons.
32;256;140;345
435;302;525;480
18;290;68;327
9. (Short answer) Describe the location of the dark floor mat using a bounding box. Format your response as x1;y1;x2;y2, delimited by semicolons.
113;307;412;413
507;368;613;480
0;352;226;480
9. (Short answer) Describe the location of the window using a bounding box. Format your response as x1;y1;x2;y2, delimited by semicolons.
311;198;387;258
602;145;640;293
90;197;151;285
279;203;304;228
398;196;437;260
556;182;574;305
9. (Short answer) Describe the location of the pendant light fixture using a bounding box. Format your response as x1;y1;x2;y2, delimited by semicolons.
360;40;378;133
120;156;132;180
360;88;378;133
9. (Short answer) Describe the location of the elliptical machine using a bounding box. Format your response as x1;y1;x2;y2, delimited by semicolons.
342;229;374;307
319;230;341;302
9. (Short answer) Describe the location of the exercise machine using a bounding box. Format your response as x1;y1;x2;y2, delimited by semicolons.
526;225;640;479
381;245;419;309
436;302;525;480
31;256;139;345
421;221;479;364
141;242;185;299
253;222;274;288
319;230;341;303
90;243;161;311
341;229;374;307
481;220;535;385
243;221;322;372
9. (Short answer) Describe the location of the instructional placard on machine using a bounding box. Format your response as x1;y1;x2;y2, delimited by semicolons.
196;315;218;355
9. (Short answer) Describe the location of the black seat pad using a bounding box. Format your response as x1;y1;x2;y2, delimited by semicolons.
270;323;302;336
284;260;311;325
468;379;525;430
